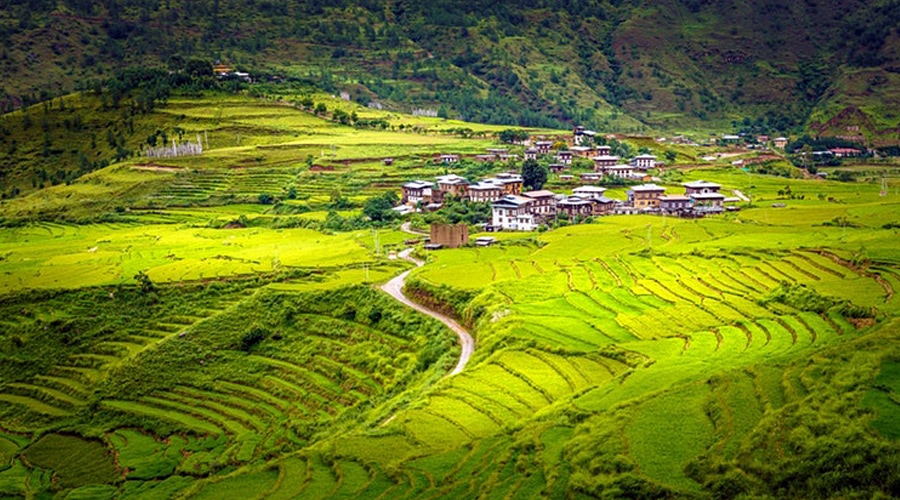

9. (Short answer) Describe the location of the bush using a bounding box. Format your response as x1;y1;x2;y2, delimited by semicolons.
240;328;266;351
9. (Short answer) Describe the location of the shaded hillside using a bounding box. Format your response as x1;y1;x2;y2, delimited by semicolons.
1;0;899;138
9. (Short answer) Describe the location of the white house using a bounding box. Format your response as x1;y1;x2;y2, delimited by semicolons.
573;186;608;198
631;154;657;170
491;195;536;231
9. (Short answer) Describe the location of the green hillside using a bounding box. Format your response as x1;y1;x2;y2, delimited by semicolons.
2;0;899;140
0;90;899;498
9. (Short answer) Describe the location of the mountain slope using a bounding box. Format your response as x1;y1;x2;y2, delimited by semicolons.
1;0;899;138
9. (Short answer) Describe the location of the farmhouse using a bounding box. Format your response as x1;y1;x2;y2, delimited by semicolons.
522;190;557;218
549;164;568;174
557;196;594;218
524;148;538;160
498;153;519;162
573;126;596;145
829;147;863;158
401;181;434;205
592;155;620;169
559;174;574;182
590;196;617;215
580;172;604;182
476;154;497;162
491;195;537;231
570;146;593;157
436;174;469;198
486;148;509;155
438;154;460;164
599;164;635;179
535;141;553;154
691;192;726;208
631;154;657;170
683;180;721;195
557;151;573;164
628;184;666;209
773;137;788;149
595;145;612;156
491;173;523;195
658;195;691;213
467;182;504;203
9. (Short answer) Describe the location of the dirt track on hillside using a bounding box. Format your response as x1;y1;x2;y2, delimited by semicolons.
381;248;474;376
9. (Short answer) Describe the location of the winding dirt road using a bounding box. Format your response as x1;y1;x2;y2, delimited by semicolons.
381;248;475;376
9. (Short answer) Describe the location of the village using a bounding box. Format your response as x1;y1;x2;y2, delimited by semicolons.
399;127;741;232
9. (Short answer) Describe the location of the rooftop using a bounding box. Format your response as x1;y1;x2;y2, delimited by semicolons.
573;186;608;194
492;195;533;207
523;190;556;198
683;180;721;189
403;180;433;189
630;183;666;192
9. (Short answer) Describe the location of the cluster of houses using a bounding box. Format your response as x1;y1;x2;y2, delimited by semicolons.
395;128;743;231
401;173;735;231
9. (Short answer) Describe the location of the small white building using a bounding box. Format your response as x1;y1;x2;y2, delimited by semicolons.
401;181;434;205
491;195;536;231
592;155;620;169
631;154;657;170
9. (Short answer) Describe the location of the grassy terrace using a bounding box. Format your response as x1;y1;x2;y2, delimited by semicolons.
0;93;899;498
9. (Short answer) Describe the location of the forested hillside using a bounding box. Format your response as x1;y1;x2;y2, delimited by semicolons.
2;0;899;138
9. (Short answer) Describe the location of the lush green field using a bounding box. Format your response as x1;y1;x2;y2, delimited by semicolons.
0;93;899;499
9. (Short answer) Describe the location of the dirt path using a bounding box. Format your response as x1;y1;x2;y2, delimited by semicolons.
400;221;428;236
732;190;750;202
381;248;474;376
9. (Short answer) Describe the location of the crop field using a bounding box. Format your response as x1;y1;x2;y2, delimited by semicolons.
0;91;898;498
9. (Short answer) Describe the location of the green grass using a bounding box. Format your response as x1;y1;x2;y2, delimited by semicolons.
191;468;279;500
21;434;119;489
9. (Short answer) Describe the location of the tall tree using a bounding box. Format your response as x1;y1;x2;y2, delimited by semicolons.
521;159;547;190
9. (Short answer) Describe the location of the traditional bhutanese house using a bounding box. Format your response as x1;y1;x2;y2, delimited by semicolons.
600;164;635;178
570;146;593;157
829;147;863;158
573;126;597;145
774;137;788;149
436;174;469;198
580;172;603;182
557;196;594;218
522;190;557;218
491;195;536;231
682;180;721;196
438;154;460;164
592;155;620;170
535;141;553;154
721;135;741;143
557;151;573;164
559;174;574;182
573;186;608;198
691;192;726;208
757;135;770;144
467;182;504;203
401;180;434;205
487;148;509;155
595;145;612;156
498;153;519;162
549;163;568;174
493;173;523;195
627;183;666;208
590;196;617;216
524;148;538;160
476;154;497;162
631;154;657;170
658;195;691;213
383;158;394;166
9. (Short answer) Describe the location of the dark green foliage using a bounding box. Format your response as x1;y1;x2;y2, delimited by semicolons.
239;328;266;351
521;159;547;191
362;192;398;223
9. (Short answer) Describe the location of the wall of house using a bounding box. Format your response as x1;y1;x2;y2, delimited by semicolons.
430;223;469;248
